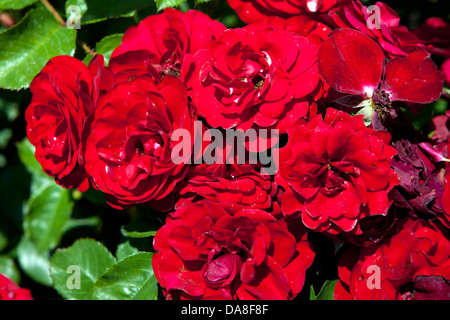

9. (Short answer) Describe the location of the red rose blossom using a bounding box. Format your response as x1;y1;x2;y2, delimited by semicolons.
152;200;315;300
335;218;450;300
191;26;319;132
110;8;226;87
275;108;399;235
25;55;114;191
0;274;33;300
176;162;276;213
84;76;192;209
227;0;341;24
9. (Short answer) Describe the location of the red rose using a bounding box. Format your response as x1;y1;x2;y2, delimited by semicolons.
110;8;226;87
330;0;430;58
191;26;319;132
84;76;192;209
0;274;33;300
152;200;314;300
176;162;276;212
227;0;341;24
335;218;450;300
25;55;114;191
275;108;399;235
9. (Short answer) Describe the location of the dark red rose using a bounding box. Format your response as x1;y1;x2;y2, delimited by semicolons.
110;8;226;88
0;274;33;300
330;1;431;58
414;17;450;59
84;76;192;209
275;108;399;235
335;218;450;300
25;55;114;191
191;26;319;132
227;0;341;24
245;15;331;49
153;200;315;300
176;162;276;213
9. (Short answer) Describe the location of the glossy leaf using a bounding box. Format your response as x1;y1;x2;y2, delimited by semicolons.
0;7;76;90
155;0;186;11
310;279;338;300
83;33;124;66
92;252;158;300
24;183;74;252
318;28;384;97
66;0;155;24
121;225;157;239
0;0;37;9
0;256;21;284
116;241;139;261
16;138;46;178
17;237;52;286
50;239;116;300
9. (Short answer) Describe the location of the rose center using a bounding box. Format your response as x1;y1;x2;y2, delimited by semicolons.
252;74;265;90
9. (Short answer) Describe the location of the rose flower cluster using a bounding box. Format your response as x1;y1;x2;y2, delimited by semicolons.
25;0;450;300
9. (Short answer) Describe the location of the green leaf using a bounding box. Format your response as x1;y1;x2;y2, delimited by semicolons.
0;7;76;90
0;231;7;252
121;225;157;239
115;241;139;261
17;237;52;286
0;256;21;284
50;238;116;300
92;252;158;300
16;138;44;178
155;0;186;11
66;0;155;24
24;183;74;252
0;0;37;10
310;280;338;300
83;33;124;66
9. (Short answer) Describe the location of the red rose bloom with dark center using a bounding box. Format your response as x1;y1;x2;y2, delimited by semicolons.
276;108;399;235
25;55;114;191
152;200;314;300
176;162;276;212
191;27;319;132
110;8;226;86
84;76;192;209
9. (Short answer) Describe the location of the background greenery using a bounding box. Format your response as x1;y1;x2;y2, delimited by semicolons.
0;0;448;300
